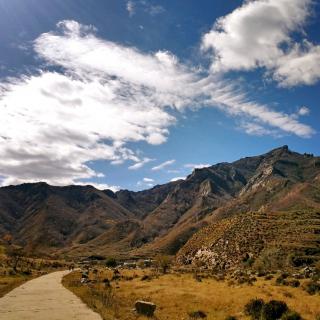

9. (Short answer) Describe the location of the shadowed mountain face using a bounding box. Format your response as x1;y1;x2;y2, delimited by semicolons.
0;146;320;264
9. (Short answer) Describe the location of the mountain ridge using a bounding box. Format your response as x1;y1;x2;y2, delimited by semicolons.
0;145;319;267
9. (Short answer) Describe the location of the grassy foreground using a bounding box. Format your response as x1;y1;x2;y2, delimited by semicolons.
63;268;320;320
0;274;34;298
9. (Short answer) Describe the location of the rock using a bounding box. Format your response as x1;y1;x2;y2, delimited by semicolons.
300;266;316;278
188;310;207;318
135;300;156;317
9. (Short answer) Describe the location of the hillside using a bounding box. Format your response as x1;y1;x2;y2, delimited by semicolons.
0;146;319;265
177;147;320;270
0;183;138;256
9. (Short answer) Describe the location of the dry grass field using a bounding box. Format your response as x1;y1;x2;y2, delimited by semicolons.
0;274;34;297
63;268;320;320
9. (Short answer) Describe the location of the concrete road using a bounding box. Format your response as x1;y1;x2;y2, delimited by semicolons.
0;271;102;320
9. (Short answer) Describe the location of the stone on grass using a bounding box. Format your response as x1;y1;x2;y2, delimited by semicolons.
135;300;156;317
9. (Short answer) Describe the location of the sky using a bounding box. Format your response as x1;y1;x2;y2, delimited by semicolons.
0;0;319;191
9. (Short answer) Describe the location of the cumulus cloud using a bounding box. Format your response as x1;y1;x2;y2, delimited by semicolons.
297;106;310;116
273;43;320;87
143;178;154;183
202;0;320;87
152;160;176;171
0;20;314;187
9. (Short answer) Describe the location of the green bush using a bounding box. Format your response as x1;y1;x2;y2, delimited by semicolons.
303;281;320;295
276;274;289;286
244;299;265;319
289;280;300;288
244;299;290;320
261;300;288;320
105;258;117;268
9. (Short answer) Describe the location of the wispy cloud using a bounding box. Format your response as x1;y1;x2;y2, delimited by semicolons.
171;176;185;182
146;4;165;16
77;181;120;192
126;1;135;16
0;19;314;187
126;1;165;17
152;160;176;171
128;158;154;170
137;177;155;188
240;122;281;137
184;163;211;170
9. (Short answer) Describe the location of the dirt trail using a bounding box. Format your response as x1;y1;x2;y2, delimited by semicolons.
0;270;102;320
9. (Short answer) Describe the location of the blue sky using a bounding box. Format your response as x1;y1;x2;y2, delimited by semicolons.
0;0;319;191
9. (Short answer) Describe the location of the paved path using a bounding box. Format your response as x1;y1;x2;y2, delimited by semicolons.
0;271;102;320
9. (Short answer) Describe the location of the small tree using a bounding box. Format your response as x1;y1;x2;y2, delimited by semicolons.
6;245;24;271
3;233;23;271
155;255;172;274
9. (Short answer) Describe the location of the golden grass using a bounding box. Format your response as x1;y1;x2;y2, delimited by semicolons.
0;253;69;298
0;274;33;298
63;269;320;320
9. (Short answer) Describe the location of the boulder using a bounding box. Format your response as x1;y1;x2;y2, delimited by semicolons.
135;300;156;317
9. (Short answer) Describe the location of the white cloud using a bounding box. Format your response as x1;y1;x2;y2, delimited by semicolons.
206;77;314;138
170;177;185;182
240;122;280;137
77;182;120;192
126;1;165;17
273;43;320;87
297;106;310;116
202;0;320;87
184;163;211;169
128;158;154;170
152;160;176;171
136;177;155;188
0;20;315;187
167;169;180;174
146;4;165;16
126;1;135;16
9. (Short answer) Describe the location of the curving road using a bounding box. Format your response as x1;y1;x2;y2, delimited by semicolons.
0;271;102;320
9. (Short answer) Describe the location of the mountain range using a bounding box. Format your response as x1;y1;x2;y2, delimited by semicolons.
0;146;319;269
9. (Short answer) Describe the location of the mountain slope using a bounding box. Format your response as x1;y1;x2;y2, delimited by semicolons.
0;183;138;255
176;148;320;270
0;145;319;263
